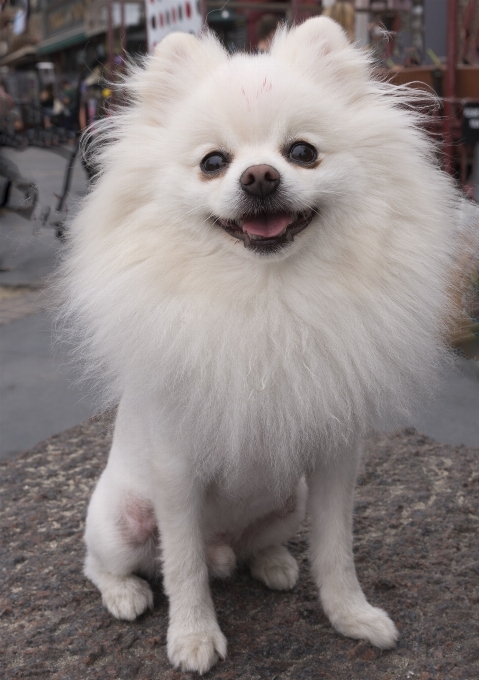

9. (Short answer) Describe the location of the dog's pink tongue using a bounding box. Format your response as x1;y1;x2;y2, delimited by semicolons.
242;213;291;238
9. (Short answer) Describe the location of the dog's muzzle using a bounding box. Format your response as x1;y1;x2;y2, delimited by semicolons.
214;209;316;254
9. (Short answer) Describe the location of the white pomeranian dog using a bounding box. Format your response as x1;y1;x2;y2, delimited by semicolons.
59;17;468;675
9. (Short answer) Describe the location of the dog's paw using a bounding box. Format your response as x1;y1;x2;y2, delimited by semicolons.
250;545;299;591
101;574;153;621
167;623;227;675
329;602;398;649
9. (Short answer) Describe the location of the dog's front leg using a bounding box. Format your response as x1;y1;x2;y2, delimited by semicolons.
308;442;398;649
153;457;226;674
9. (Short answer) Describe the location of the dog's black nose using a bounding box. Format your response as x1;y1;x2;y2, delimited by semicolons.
240;165;280;199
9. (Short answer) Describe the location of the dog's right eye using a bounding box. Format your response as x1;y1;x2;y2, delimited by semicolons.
200;153;229;174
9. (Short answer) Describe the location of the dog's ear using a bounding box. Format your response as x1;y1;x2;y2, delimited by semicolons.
279;16;350;55
136;31;227;119
271;17;368;93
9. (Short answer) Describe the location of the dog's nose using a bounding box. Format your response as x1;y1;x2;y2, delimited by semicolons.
240;165;280;199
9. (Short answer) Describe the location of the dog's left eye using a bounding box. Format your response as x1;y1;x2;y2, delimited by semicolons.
288;142;318;165
200;152;229;174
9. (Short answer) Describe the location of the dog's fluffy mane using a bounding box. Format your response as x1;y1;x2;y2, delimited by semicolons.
57;20;470;488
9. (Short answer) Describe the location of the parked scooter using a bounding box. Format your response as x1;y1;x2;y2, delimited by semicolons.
0;152;38;219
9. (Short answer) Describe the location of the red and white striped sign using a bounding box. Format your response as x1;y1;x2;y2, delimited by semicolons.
145;0;204;52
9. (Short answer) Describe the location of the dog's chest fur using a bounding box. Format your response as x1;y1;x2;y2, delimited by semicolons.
142;263;421;487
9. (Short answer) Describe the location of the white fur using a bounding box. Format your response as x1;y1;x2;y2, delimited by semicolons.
58;18;467;674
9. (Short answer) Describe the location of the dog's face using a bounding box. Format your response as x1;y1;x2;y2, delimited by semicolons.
139;19;370;261
182;58;331;258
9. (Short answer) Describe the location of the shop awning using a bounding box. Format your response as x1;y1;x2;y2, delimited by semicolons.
0;44;37;67
36;27;86;55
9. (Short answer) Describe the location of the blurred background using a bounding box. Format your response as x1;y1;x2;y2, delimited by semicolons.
0;1;478;460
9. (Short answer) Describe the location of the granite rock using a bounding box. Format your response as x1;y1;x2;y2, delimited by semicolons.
1;417;478;679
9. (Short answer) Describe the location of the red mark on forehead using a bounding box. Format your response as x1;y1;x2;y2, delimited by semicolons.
258;77;273;97
241;86;251;112
240;78;273;110
241;79;273;95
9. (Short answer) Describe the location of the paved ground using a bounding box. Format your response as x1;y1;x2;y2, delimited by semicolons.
0;146;96;460
0;145;85;286
412;356;479;448
0;146;478;461
1;420;477;679
0;310;96;458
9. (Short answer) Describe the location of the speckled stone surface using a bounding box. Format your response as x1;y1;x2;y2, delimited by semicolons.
1;417;478;680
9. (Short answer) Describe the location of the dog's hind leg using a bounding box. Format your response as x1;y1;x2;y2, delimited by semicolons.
235;478;307;591
84;466;157;621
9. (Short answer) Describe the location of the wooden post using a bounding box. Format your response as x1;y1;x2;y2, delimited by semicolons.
107;0;115;78
291;0;299;25
443;0;458;176
120;0;126;60
201;0;208;27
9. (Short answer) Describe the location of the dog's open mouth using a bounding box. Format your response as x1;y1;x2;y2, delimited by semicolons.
215;209;316;252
